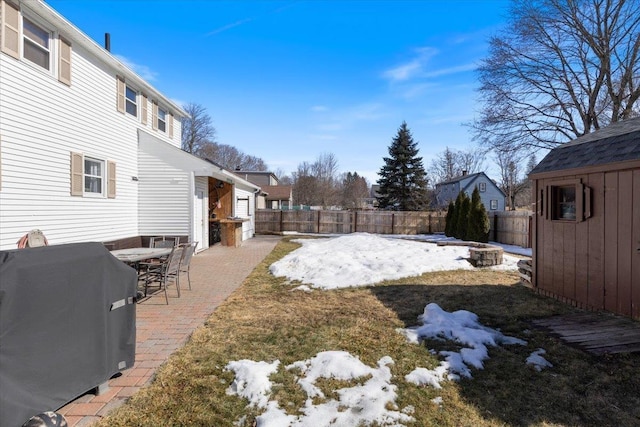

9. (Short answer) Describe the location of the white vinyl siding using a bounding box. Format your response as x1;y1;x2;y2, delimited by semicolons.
0;1;184;249
138;144;192;236
0;40;139;248
235;187;255;241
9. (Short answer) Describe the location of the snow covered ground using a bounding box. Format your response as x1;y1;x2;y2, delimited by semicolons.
270;232;527;290
225;233;548;427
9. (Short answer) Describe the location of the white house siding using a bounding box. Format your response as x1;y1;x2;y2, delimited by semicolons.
194;177;209;249
138;145;193;237
0;2;184;250
0;41;141;249
234;187;255;241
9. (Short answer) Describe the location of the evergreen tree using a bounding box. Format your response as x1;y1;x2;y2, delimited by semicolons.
467;187;490;242
451;192;464;239
456;192;471;240
376;122;429;211
444;201;455;237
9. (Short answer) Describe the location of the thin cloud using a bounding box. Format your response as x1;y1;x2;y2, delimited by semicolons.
382;47;438;82
206;1;299;36
311;105;329;112
206;17;254;36
422;63;477;78
115;54;158;81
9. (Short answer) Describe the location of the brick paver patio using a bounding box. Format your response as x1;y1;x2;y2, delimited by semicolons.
57;235;281;427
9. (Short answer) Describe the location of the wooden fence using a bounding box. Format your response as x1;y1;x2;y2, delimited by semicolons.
488;211;532;248
255;209;533;248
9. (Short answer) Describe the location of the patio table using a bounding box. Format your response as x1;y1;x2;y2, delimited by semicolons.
110;247;172;263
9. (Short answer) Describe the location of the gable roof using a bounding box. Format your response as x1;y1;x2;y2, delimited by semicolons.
530;117;640;176
436;172;485;186
436;172;506;198
262;185;292;200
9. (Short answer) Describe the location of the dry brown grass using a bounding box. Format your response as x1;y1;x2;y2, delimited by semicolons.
96;238;640;427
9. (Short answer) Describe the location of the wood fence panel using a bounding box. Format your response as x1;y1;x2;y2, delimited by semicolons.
355;211;394;234
255;210;527;247
488;211;531;248
319;211;353;234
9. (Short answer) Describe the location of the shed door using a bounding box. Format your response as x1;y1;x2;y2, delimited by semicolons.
604;170;640;318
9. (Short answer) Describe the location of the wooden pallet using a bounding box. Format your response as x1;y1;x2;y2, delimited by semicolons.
532;312;640;355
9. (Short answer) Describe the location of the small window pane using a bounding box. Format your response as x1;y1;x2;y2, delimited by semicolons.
125;86;137;116
84;158;104;194
24;39;49;69
23;19;49;48
490;200;498;210
157;108;166;132
553;185;576;220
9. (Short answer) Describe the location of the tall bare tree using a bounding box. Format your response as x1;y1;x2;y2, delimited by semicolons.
474;0;640;154
181;102;216;154
340;172;370;209
430;146;486;184
292;161;317;207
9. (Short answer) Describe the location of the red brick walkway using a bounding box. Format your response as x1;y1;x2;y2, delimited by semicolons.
57;236;281;426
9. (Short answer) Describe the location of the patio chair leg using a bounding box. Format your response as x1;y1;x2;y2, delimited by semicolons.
163;277;169;305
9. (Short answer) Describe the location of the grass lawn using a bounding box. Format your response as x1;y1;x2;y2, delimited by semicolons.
96;238;640;426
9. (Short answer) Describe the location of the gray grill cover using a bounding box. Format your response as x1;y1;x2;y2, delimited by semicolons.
0;243;137;427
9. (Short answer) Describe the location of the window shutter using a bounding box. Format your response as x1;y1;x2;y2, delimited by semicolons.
70;152;83;196
58;37;72;86
107;160;116;198
168;113;174;138
1;0;20;59
116;76;125;113
0;133;3;192
141;94;148;125
576;182;584;222
152;101;158;130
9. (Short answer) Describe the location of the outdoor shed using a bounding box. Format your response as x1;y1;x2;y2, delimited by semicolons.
529;118;640;319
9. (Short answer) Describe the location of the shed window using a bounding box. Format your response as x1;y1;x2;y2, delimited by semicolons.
552;185;576;220
490;200;498;210
479;182;486;192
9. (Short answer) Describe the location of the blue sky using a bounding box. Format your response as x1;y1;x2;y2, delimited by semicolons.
47;0;510;184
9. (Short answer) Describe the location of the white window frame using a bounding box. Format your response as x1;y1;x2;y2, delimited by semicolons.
490;199;498;210
479;182;487;192
83;156;105;197
125;85;138;117
157;106;167;132
21;14;54;73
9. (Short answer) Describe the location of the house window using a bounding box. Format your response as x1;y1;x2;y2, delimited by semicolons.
84;157;104;195
490;200;498;210
479;182;486;192
157;107;167;132
22;17;50;70
125;86;137;117
552;185;576;220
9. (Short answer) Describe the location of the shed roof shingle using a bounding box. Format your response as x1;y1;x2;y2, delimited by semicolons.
530;117;640;175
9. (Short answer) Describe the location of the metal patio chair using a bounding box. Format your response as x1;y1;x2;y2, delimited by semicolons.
138;245;184;304
149;236;180;248
178;241;198;290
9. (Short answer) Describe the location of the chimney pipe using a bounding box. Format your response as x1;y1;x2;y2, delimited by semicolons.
462;170;468;176
104;33;111;52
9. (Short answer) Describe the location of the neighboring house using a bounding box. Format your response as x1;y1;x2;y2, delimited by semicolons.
529;117;640;319
0;0;259;250
235;170;279;186
233;170;293;210
435;172;506;211
261;185;293;210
